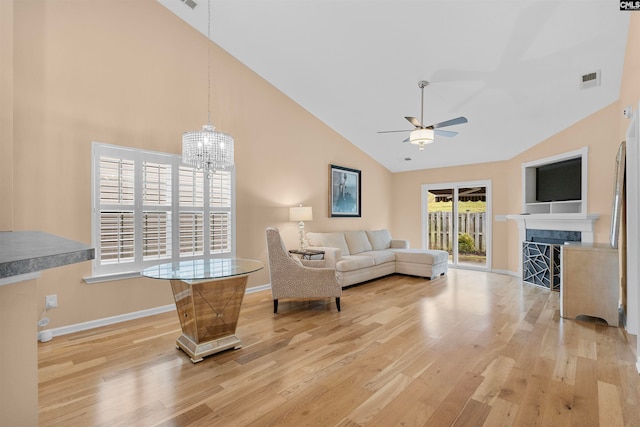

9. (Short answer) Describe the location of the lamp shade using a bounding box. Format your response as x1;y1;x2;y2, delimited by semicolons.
289;206;313;222
409;128;434;147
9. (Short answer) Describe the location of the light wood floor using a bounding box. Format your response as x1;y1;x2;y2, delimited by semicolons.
38;269;640;426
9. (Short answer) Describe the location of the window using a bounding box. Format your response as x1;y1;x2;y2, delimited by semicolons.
91;143;235;278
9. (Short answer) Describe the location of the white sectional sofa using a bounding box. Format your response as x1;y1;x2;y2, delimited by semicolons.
305;229;448;287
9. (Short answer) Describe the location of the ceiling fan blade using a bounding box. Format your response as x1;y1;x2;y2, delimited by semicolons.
377;129;413;134
405;116;422;128
434;129;458;137
402;137;410;143
429;116;468;129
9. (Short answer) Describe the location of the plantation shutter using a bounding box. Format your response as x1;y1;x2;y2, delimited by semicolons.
210;171;232;254
142;162;172;261
98;156;135;265
92;143;235;278
179;167;205;257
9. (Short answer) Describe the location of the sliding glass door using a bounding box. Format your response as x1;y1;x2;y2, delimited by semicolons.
423;181;491;270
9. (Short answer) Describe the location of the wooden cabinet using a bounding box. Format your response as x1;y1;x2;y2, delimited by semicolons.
560;242;619;326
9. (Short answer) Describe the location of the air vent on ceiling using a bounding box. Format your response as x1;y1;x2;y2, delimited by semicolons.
580;70;600;90
180;0;198;10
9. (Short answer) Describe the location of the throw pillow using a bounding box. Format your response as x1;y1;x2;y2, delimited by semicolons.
306;232;350;255
344;230;372;254
366;229;392;250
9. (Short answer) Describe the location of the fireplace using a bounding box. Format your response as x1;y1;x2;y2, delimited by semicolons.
506;213;600;285
522;229;581;290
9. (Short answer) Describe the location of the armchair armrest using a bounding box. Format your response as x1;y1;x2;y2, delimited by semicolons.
390;239;409;249
306;246;342;268
300;259;326;268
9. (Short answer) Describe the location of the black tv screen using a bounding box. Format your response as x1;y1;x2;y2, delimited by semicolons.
536;158;582;202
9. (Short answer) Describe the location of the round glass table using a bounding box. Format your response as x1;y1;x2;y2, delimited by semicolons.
142;258;264;363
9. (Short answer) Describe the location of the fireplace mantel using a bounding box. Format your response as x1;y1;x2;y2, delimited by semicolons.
506;213;600;238
507;213;600;277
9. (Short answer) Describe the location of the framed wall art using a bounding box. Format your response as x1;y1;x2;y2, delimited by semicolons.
329;164;361;217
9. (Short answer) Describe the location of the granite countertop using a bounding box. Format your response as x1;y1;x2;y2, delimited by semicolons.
0;231;95;279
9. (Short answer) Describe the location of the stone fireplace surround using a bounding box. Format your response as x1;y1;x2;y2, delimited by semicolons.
506;213;600;278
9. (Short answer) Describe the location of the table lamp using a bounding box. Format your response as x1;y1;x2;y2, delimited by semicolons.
289;205;313;250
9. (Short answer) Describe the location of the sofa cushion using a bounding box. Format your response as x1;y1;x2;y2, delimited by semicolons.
359;250;396;265
344;230;372;254
307;232;350;255
366;229;392;251
392;249;449;265
335;255;375;272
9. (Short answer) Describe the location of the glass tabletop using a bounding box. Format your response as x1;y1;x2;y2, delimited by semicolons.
141;258;264;281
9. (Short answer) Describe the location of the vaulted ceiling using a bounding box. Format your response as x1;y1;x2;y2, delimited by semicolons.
159;0;630;173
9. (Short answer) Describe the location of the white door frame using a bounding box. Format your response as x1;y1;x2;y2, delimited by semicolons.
421;180;492;271
624;103;639;371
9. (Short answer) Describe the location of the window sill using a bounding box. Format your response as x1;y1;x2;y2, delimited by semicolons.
84;271;144;284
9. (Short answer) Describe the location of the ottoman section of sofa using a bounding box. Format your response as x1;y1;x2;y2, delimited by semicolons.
392;249;449;280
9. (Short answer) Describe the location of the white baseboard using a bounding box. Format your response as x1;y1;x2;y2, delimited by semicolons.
41;304;177;340
246;283;271;294
39;284;272;340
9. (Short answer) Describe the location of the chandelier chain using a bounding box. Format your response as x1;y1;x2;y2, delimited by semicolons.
207;0;211;125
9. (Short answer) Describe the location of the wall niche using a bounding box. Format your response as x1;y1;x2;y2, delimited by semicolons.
521;147;588;215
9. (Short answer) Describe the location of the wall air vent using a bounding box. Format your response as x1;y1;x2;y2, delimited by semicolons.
579;70;600;90
180;0;198;10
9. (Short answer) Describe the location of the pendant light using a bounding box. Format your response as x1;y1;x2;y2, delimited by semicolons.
182;0;234;174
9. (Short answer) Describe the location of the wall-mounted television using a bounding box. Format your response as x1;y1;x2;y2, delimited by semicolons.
536;157;582;202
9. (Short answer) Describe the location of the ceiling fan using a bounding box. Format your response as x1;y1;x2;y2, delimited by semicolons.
378;80;468;150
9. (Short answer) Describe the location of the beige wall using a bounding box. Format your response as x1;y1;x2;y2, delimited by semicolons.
0;0;14;231
0;279;38;427
9;0;391;328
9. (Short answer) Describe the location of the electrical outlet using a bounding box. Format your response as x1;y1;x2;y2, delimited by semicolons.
45;294;58;309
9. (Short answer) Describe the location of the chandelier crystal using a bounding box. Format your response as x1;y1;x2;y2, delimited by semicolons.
182;0;234;174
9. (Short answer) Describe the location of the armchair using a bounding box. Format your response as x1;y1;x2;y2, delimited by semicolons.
265;227;342;313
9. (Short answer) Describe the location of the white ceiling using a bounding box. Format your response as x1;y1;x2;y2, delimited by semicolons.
159;0;630;173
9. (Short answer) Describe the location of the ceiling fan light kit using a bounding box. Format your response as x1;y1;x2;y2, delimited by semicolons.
378;80;468;151
409;128;434;150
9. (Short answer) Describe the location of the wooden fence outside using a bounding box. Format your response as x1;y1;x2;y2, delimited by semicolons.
427;211;486;254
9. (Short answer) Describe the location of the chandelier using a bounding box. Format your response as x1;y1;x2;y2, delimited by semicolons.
182;0;234;174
